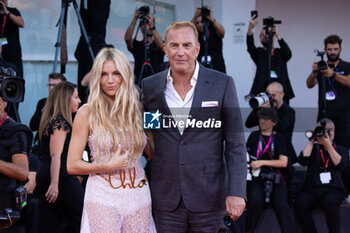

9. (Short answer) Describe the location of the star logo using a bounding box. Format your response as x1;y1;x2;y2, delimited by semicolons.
143;110;162;129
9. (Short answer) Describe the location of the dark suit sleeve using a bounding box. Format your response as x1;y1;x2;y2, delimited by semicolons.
278;39;292;61
223;77;247;199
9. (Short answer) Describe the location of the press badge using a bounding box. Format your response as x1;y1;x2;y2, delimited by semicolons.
320;172;331;184
325;91;336;101
270;70;278;78
0;38;8;46
252;168;261;177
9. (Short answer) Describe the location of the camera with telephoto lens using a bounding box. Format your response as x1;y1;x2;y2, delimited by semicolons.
263;16;281;28
261;171;280;203
245;92;273;109
137;5;150;24
305;120;329;140
0;67;25;103
314;49;327;71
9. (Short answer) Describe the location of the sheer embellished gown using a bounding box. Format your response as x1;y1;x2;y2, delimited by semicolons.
80;132;156;233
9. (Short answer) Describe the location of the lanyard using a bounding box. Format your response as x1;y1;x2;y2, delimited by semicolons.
327;67;338;89
319;143;336;169
1;15;6;38
256;134;274;159
0;112;7;127
319;148;330;168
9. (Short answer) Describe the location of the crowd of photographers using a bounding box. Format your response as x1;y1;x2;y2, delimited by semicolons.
1;4;350;233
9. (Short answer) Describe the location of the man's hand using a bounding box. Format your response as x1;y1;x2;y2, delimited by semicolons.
146;14;155;28
193;7;202;19
134;9;141;20
248;15;259;35
226;196;245;221
317;134;332;149
250;160;264;170
321;66;335;78
312;61;319;74
207;8;215;23
0;1;9;15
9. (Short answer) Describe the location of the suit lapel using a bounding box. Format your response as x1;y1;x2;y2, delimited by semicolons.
181;65;212;136
188;65;212;119
154;71;182;138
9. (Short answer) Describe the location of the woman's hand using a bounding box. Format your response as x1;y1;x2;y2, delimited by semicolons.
107;146;129;171
251;160;264;170
45;182;59;203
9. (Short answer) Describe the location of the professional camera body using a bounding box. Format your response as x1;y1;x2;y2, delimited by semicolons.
305;120;329;140
0;67;25;103
261;171;281;203
263;16;281;28
314;49;327;71
201;5;210;21
137;5;150;24
0;185;27;229
246;92;273;109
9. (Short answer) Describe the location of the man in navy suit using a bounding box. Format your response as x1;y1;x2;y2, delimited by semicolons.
142;21;246;232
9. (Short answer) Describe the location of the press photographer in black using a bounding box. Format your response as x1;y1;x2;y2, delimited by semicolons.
246;81;296;160
306;35;350;150
0;0;24;78
247;14;294;103
0;74;32;232
295;118;348;233
191;6;226;73
124;6;164;86
246;108;296;233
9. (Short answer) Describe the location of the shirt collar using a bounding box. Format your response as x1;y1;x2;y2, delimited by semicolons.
166;61;199;87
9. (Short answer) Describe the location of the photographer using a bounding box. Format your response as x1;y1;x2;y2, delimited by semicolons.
0;95;31;232
247;14;294;103
0;0;24;78
191;6;226;73
124;7;164;86
295;118;348;233
246;82;296;163
306;35;350;150
246;108;296;233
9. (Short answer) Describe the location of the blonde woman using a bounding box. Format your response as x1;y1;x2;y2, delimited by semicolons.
35;81;83;233
67;48;156;233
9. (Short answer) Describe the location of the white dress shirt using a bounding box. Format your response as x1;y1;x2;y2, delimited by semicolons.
164;61;200;134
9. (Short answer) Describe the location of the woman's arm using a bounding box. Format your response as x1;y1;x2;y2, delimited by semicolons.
251;154;288;170
46;127;68;203
67;105;128;175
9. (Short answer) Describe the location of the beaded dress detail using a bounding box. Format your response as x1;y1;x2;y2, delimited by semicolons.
80;132;156;233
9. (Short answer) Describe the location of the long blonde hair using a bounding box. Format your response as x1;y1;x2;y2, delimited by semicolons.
88;47;145;162
39;81;76;140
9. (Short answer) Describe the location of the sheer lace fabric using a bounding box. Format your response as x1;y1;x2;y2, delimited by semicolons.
80;133;156;233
